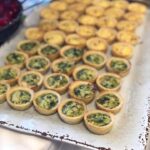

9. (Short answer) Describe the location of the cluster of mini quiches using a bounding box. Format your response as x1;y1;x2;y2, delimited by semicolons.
0;0;147;135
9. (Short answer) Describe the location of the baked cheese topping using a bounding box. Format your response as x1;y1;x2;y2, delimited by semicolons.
62;101;84;117
36;93;58;110
11;90;31;104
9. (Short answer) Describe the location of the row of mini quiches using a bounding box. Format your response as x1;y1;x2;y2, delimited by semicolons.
16;39;134;61
0;83;122;134
24;25;140;47
39;1;147;23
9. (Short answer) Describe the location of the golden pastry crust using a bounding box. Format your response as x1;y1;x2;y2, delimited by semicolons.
5;51;28;69
106;57;131;77
96;73;121;91
26;56;50;74
44;73;70;94
51;58;75;76
92;0;111;9
33;90;61;115
58;20;79;33
0;66;20;86
86;6;104;17
6;87;34;111
96;16;117;29
44;30;66;46
49;1;68;11
76;0;92;5
78;15;97;26
116;20;138;31
105;8;125;19
63;0;76;4
95;91;123;114
38;44;60;61
112;42;134;59
58;99;86;124
117;31;139;45
86;37;108;52
25;27;44;41
84;110;114;134
39;20;58;32
76;25;96;38
18;71;43;91
65;34;86;48
60;45;84;62
69;81;95;104
73;65;98;83
68;3;86;13
60;10;79;20
124;12;144;25
128;2;147;14
97;27;117;43
40;7;59;20
111;0;129;10
83;51;107;70
0;83;10;103
17;40;40;56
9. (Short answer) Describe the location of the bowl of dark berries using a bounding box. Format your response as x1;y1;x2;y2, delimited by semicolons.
0;0;23;44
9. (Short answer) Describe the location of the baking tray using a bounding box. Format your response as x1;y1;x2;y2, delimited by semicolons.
0;4;150;150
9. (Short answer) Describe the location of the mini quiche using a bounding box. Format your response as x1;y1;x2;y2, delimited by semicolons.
105;8;125;20
44;30;66;46
69;81;95;104
112;42;134;59
92;0;111;9
116;20;138;31
60;46;84;62
111;0;129;10
38;44;60;61
106;57;131;77
17;40;39;56
68;3;86;13
96;73;121;91
58;99;86;124
97;27;117;43
83;51;107;70
0;83;10;103
73;65;97;83
49;1;68;11
44;73;70;94
33;90;61;115
0;66;20;85
60;10;79;21
95;91;123;114
86;37;108;53
124;12;144;25
25;27;44;41
39;20;58;32
5;51;28;69
65;34;86;48
128;2;147;14
96;16;117;29
76;25;96;38
84;110;114;135
86;6;104;18
51;58;75;76
6;87;34;111
26;56;50;74
40;7;59;20
18;71;43;91
58;20;79;33
117;30;139;45
78;15;97;26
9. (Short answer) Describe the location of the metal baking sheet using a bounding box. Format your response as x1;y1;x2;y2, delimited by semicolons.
0;5;150;150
